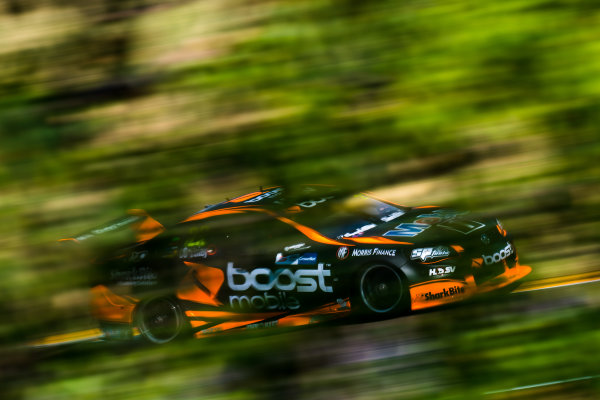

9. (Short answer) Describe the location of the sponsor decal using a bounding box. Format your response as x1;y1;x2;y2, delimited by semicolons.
351;248;397;257
438;219;485;235
424;285;465;301
229;291;300;311
410;280;469;310
91;216;140;235
339;223;377;239
296;196;335;208
180;245;215;259
336;298;350;310
380;210;405;222
284;243;309;252
428;266;456;277
247;320;279;329
275;252;318;265
411;246;451;262
413;209;484;235
384;223;429;237
76;216;141;241
245;187;283;203
417;209;466;220
227;262;333;293
337;246;350;260
415;216;442;224
482;243;513;265
110;266;157;287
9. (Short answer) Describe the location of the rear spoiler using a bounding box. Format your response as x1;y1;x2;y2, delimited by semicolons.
59;209;165;245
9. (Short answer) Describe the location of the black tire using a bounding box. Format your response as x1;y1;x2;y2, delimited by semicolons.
134;297;186;344
353;264;408;318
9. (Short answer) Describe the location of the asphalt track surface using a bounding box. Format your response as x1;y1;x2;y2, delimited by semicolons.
16;272;600;399
28;271;600;348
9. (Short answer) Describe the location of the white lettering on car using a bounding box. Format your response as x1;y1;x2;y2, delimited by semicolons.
411;246;451;261
296;196;335;208
229;292;301;311
227;262;333;293
351;248;397;257
428;266;456;277
380;211;405;222
384;223;430;237
339;224;377;238
482;243;514;265
245;188;283;203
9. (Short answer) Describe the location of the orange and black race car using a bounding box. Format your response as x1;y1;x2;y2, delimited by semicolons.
63;185;531;343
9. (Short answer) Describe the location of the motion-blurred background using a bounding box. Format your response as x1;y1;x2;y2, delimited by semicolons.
1;0;599;399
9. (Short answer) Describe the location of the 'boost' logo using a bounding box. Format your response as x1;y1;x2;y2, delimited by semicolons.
227;263;333;293
482;243;513;265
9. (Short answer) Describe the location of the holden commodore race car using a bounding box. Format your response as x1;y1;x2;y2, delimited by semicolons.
62;185;531;343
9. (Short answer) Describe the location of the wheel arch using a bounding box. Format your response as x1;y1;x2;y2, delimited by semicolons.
349;259;411;317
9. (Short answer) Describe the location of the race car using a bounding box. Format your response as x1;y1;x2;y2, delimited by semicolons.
63;185;531;343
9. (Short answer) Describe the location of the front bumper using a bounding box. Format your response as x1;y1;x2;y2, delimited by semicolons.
475;262;532;293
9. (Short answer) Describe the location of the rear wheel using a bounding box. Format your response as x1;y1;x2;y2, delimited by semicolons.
354;264;408;318
134;297;185;344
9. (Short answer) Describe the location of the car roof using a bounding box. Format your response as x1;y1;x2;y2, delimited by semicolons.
184;185;343;220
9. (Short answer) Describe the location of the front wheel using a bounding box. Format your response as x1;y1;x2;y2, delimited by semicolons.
134;297;186;344
353;264;408;318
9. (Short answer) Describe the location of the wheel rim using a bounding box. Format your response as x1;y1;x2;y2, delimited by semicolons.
138;298;182;344
360;265;403;313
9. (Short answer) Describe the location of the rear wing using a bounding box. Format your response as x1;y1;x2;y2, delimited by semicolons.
59;209;165;245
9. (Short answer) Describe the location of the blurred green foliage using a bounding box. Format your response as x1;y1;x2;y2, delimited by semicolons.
1;0;600;399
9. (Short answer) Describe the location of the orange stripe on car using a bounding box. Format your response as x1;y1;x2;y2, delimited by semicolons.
419;258;451;264
182;207;252;222
347;237;413;245
128;209;165;242
185;310;239;319
229;192;263;203
410;280;471;311
58;238;79;243
496;224;507;237
183;206;351;246
277;316;312;327
90;285;137;323
185;310;280;320
276;216;352;246
177;262;225;307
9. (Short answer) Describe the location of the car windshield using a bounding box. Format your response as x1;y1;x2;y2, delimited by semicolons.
284;193;409;239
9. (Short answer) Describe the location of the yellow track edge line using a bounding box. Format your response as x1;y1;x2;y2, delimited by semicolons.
26;271;600;347
28;328;105;348
514;271;600;293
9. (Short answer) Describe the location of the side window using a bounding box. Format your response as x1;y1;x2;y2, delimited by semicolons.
184;215;247;248
246;216;306;254
178;212;306;260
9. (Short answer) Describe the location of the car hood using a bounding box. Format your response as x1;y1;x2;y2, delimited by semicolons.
357;207;500;246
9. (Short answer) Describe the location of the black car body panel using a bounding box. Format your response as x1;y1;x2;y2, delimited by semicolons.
71;185;530;342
